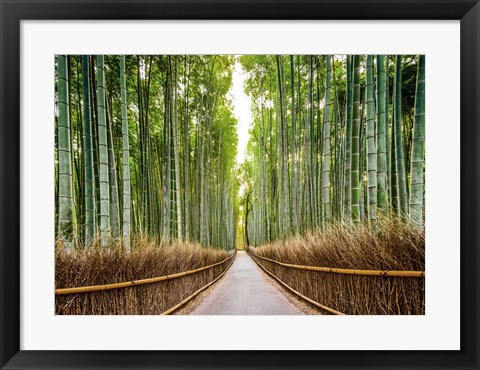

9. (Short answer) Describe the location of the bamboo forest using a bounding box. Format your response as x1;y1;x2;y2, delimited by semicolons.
55;55;425;315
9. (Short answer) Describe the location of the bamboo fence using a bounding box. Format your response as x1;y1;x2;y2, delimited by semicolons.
248;250;425;315
55;252;235;315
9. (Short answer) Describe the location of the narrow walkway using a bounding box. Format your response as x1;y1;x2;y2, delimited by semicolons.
187;251;304;315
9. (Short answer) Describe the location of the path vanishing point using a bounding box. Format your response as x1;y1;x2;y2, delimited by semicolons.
182;251;308;315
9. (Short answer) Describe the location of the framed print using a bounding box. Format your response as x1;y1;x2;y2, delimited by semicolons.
1;0;479;369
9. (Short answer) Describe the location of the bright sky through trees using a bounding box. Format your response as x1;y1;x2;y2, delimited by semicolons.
230;57;252;165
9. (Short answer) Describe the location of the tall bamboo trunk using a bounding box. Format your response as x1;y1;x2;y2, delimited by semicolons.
162;67;170;237
385;56;391;208
359;85;367;220
276;55;288;237
331;58;341;219
81;55;95;245
73;58;84;241
96;55;111;244
309;56;318;228
171;57;183;240
183;56;190;240
390;107;398;212
120;55;131;249
89;58;101;230
409;55;425;225
394;55;408;215
344;56;353;219
376;55;388;210
321;55;332;222
290;55;299;233
57;55;74;243
106;96;120;238
350;55;361;222
366;55;377;221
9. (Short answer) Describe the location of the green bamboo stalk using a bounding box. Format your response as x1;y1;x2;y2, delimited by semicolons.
89;58;101;229
290;55;299;233
106;97;120;238
183;56;191;241
376;55;388;210
81;55;95;246
276;55;290;236
120;55;131;249
385;56;391;208
350;55;361;222
409;55;425;225
359;84;367;220
309;56;318;228
321;55;332;222
394;55;408;215
57;55;74;243
172;57;183;240
366;55;377;221
96;55;111;244
390;105;398;212
344;56;353;219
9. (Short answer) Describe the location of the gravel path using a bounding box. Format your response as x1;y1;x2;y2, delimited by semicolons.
184;251;306;315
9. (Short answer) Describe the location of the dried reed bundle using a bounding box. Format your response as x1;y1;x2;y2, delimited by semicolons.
55;236;232;315
249;216;425;315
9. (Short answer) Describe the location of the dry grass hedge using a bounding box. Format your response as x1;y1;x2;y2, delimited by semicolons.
55;236;233;315
248;216;425;315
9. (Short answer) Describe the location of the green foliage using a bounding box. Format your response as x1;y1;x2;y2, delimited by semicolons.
239;54;425;245
55;54;425;251
55;55;238;250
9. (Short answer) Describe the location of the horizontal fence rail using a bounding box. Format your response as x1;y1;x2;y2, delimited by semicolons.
249;252;425;277
56;253;236;296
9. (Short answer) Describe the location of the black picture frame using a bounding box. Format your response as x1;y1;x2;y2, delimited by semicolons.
1;1;479;369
